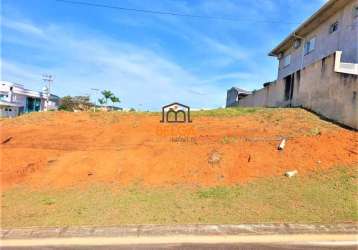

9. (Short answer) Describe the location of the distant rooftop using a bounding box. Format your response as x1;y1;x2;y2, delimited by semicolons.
230;87;252;95
1;80;25;88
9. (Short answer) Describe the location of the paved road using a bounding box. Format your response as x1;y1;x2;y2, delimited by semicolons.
2;243;357;250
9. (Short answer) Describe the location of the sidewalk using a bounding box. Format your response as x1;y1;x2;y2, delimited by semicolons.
1;234;358;248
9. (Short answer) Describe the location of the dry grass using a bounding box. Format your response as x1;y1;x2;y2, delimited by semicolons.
2;166;357;227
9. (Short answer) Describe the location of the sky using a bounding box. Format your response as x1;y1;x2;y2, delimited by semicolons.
1;0;326;110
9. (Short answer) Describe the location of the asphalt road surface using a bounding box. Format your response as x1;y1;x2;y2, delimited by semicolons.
2;243;357;250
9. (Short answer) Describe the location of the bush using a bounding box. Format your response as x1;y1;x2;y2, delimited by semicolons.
59;96;93;111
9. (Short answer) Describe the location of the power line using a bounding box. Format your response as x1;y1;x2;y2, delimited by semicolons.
55;0;300;24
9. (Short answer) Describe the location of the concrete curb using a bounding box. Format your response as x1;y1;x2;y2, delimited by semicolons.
1;224;357;239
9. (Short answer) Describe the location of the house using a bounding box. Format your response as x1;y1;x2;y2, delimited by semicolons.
226;87;252;107
232;0;358;129
0;81;59;118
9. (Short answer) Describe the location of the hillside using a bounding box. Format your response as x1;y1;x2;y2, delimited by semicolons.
1;108;356;189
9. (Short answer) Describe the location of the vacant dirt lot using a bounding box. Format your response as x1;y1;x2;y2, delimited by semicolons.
1;108;357;190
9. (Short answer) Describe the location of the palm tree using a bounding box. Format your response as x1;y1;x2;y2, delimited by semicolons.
98;98;105;105
110;96;120;107
101;90;114;106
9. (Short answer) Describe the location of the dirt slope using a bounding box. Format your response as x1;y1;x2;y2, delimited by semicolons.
1;109;357;189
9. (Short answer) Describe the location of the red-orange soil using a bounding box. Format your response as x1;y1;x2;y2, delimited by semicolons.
1;109;357;190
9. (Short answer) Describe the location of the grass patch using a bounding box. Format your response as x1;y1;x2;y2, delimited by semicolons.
196;186;237;199
2;166;357;227
0;111;57;125
191;107;261;117
221;136;238;144
42;197;56;206
308;127;322;136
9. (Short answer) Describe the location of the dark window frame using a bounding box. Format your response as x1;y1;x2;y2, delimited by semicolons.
282;54;291;68
329;21;339;33
304;37;316;55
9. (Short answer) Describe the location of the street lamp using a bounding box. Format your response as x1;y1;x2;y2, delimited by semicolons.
42;86;49;111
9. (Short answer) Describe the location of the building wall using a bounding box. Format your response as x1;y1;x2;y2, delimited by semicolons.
226;88;238;107
277;0;358;80
47;100;58;110
12;93;27;107
238;53;358;129
0;106;19;118
239;80;287;107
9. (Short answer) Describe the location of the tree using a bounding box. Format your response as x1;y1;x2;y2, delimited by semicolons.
98;98;106;105
101;90;114;106
59;96;93;111
73;96;92;111
110;96;120;107
59;96;74;111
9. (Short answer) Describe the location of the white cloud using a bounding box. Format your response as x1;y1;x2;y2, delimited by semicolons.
110;1;253;67
1;60;43;85
2;0;286;110
2;18;45;37
202;37;248;60
1;18;229;109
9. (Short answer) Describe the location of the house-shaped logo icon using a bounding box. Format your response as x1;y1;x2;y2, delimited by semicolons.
160;102;192;123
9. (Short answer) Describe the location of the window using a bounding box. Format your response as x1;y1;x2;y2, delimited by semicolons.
354;6;358;18
9;108;12;112
283;54;291;67
304;37;316;55
329;21;338;33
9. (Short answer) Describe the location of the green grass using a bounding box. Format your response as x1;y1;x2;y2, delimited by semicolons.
2;166;357;228
196;186;234;199
191;107;261;117
308;127;322;136
221;136;238;144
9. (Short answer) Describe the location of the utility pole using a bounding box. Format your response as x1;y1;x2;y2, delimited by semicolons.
91;88;100;112
42;74;53;111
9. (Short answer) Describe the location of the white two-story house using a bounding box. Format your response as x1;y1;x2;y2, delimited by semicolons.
0;81;59;118
233;0;358;129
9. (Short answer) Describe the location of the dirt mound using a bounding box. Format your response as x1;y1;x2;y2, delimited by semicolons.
1;109;357;189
